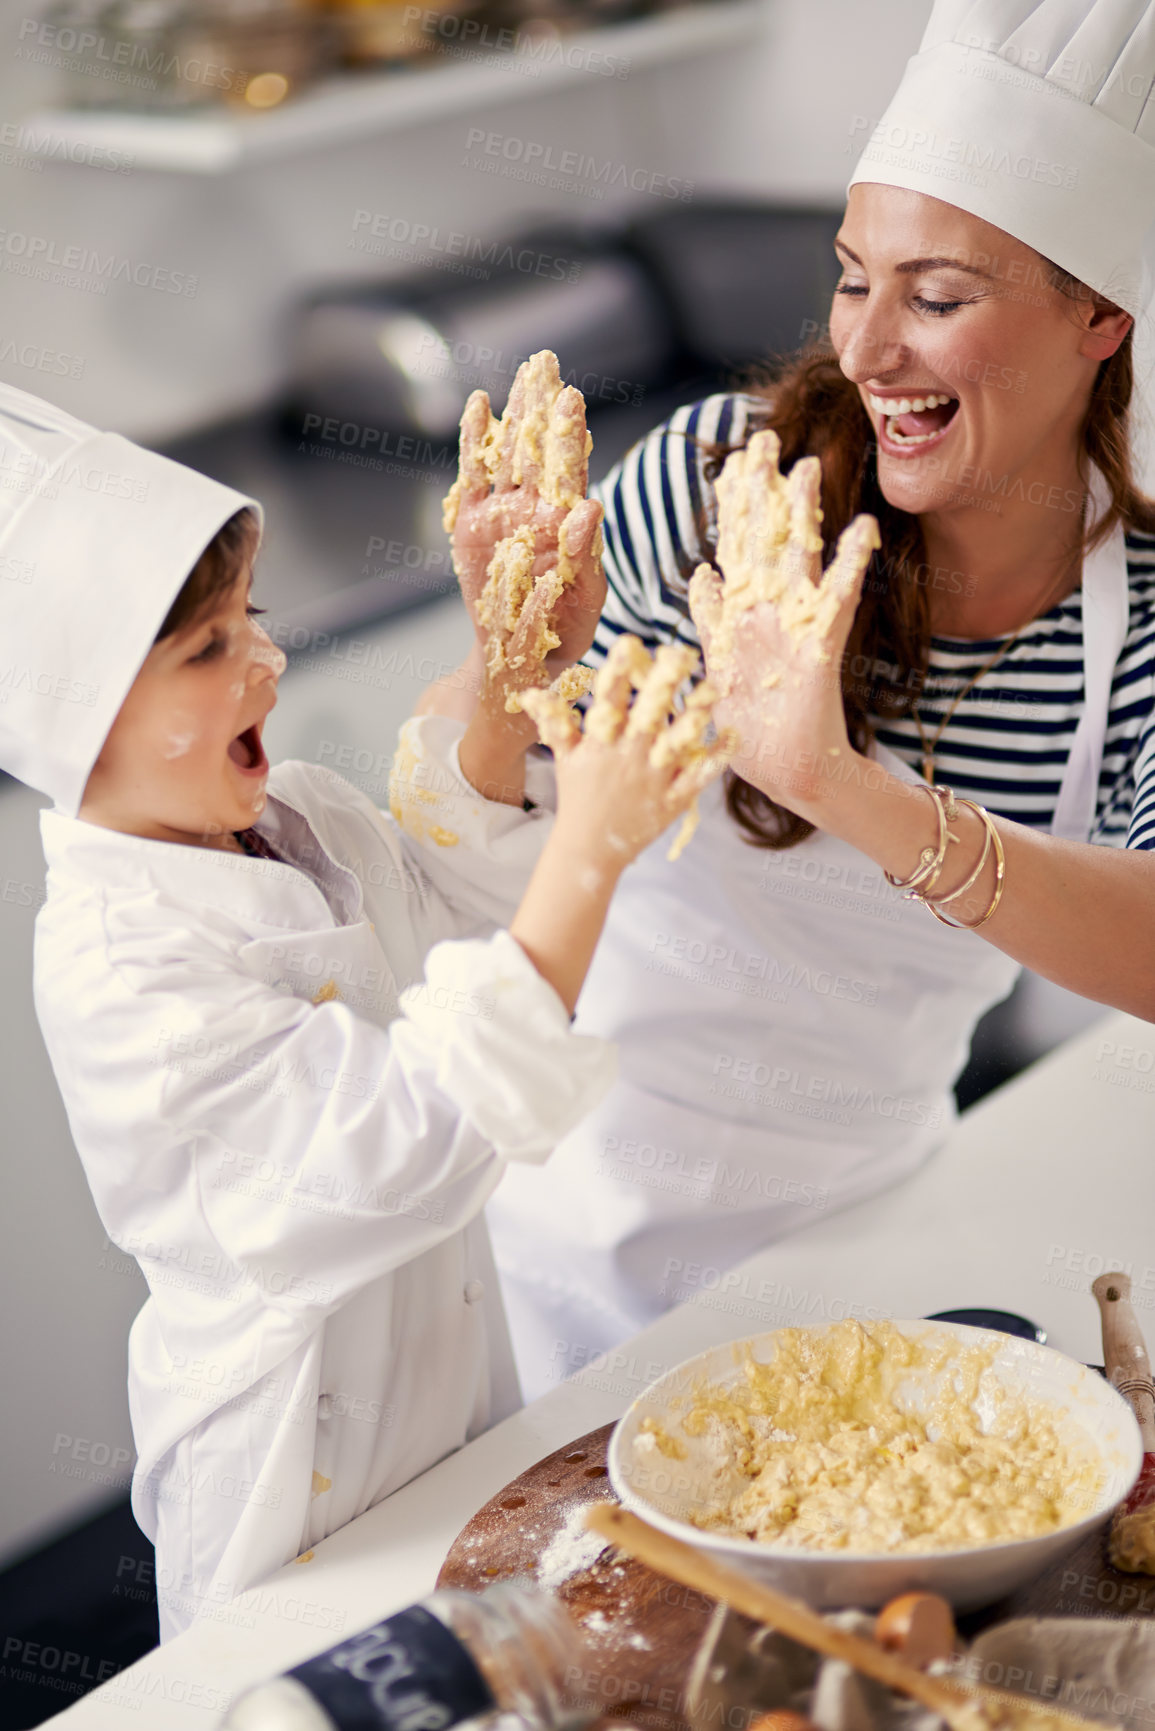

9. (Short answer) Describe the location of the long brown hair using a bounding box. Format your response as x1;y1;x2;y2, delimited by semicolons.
688;269;1155;850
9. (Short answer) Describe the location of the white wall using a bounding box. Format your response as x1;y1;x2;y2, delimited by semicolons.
0;0;930;1563
646;0;927;201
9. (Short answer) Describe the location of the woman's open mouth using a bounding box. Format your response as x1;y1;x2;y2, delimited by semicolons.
227;723;268;777
869;391;960;457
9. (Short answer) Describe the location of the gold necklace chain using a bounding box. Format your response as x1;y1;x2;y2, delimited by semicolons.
914;557;1080;785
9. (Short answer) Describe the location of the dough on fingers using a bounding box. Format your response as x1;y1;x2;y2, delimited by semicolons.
650;676;718;768
518;633;732;864
626;643;700;741
667;733;735;803
688;561;724;641
476;527;562;691
548;664;596;703
657;680;734;861
701;432;878;678
556;496;602;588
662;737;735;862
495;352;592;503
443;389;501;537
461;351;600;708
541;381;592;511
585;635;653;743
517;685;582;756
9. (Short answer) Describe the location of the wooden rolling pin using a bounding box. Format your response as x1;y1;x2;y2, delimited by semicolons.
585;1502;1113;1731
1091;1270;1155;1572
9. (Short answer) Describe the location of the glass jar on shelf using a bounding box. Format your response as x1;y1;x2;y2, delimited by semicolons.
40;0;340;114
35;0;181;109
308;0;448;68
195;0;341;111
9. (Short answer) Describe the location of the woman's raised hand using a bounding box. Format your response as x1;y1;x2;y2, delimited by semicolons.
688;430;879;811
518;635;733;865
443;351;606;706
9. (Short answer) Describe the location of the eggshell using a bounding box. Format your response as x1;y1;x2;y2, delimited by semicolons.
874;1592;955;1668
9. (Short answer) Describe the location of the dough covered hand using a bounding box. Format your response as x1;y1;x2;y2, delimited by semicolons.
519;635;734;863
688;430;879;806
475;523;597;714
443;350;606;708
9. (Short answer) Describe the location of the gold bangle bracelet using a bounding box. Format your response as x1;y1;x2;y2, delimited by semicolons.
885;782;959;898
921;798;991;907
927;806;1006;929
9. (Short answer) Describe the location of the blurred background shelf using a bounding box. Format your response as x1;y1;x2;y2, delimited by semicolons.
23;0;762;172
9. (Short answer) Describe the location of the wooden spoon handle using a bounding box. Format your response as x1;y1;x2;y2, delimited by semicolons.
585;1504;972;1723
1091;1271;1155;1446
586;1503;1122;1731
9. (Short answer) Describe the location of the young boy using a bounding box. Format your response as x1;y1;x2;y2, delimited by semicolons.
0;376;726;1642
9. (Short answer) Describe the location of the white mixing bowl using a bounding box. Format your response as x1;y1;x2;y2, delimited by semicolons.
606;1320;1142;1611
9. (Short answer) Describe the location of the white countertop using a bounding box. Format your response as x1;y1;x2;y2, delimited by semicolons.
49;1006;1155;1726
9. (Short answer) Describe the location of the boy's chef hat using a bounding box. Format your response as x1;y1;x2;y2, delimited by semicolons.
0;382;261;818
848;0;1155;319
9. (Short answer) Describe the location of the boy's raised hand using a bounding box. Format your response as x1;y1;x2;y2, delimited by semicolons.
443;351;606;699
519;635;734;866
508;636;733;1014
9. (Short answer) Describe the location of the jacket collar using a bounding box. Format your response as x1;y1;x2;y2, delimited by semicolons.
39;773;362;932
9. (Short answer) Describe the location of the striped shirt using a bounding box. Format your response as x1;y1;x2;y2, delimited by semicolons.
587;392;1155;850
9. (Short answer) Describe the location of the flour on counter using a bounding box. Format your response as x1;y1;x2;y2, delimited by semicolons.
534;1504;610;1588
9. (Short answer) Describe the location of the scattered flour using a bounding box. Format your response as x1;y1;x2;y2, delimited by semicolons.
534;1504;609;1589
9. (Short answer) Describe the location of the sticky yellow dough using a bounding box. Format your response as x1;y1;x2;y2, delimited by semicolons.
441;356;730;852
584;636;655;742
519;636;731;863
446;351;598;713
508;349;592;514
665;808;700;863
475;527;598;715
644;1320;1101;1555
583;639;712;861
442;349;592;537
549;664;597;704
476;526;559;687
387;733;460;849
690;430;880;688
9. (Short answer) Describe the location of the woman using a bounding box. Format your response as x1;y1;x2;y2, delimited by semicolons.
424;0;1155;1398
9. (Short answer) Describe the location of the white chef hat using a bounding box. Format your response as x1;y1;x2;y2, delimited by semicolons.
0;382;261;818
847;0;1155;318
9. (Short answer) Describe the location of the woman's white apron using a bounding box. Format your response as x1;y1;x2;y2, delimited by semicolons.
489;515;1129;1398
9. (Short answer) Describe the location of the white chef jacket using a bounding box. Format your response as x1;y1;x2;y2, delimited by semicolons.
32;715;612;1642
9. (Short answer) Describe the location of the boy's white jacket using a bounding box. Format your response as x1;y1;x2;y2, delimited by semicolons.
32;716;612;1638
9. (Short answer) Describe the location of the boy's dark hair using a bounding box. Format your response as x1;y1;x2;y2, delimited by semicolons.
153;506;262;644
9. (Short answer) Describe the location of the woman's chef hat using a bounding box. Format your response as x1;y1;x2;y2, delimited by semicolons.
848;0;1155;319
0;381;261;817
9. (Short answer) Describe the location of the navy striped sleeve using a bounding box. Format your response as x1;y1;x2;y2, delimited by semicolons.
1126;718;1155;848
1123;535;1155;850
584;393;761;672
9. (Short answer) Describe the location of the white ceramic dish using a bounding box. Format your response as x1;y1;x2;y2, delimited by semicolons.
606;1320;1143;1611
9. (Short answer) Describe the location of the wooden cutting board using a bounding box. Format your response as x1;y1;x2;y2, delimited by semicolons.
438;1424;711;1731
437;1422;1155;1731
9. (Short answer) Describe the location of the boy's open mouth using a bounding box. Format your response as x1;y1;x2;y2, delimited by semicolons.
227;724;268;776
869;391;960;449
